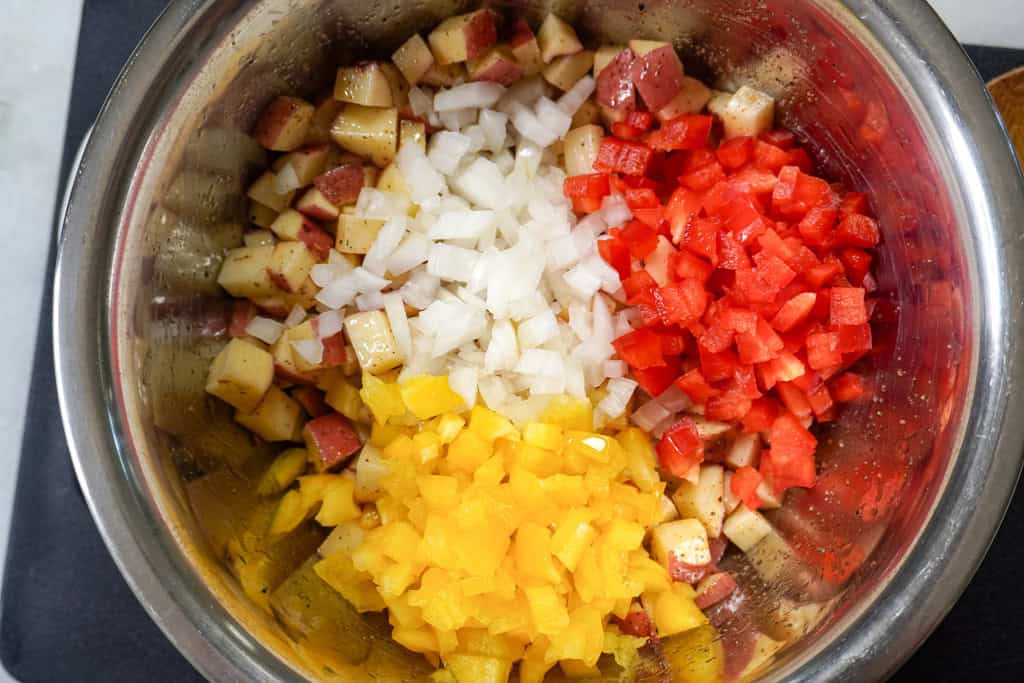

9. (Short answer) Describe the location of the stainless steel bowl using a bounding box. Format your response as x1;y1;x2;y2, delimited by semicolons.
54;0;1024;680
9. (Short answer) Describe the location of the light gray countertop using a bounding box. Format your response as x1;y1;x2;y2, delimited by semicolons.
0;1;1018;680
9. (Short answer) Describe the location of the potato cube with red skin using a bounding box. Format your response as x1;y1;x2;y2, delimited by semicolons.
295;187;340;221
247;171;296;212
344;310;403;373
253;96;315;151
336;215;385;254
274;145;330;186
694;572;737;609
650;518;711;571
427;9;498;65
467;45;524;86
671;464;726;538
630;44;684;112
269;209;333;260
594;45;627;76
304;413;362;472
420;61;467;87
537;13;582;64
509;19;543;76
313;163;364;207
330;104;398;167
248;201;278;228
334;62;394;107
268;241;316;293
291;386;329;418
206;338;275;413
542;50;594;91
218;245;277;299
392;34;435;85
303;97;344;146
657;76;711;122
564;125;604;176
235;385;305;442
595;48;636;111
270;334;316;386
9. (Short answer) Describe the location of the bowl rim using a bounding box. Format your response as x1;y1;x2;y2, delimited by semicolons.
53;0;1024;681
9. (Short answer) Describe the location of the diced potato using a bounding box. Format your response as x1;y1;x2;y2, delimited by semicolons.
393;33;435;85
268;241;316;293
205;338;274;412
243;229;275;247
399;120;427;151
217;245;276;299
257;447;309;495
344;310;403;373
354;444;391;502
360;373;406;423
427;9;498;65
319;520;365;557
468;46;524;86
537;14;583;64
656;76;712;122
650;518;711;569
722;504;773;552
671;465;725;538
443;654;513;683
632;45;684;111
249;201;278;228
304;97;345;146
755;480;784;509
336;214;385;254
253;95;314;151
508;19;543;76
380;63;410;111
304;413;362;472
235;385;305;442
721;85;775;139
594;45;627;76
268;209;332;261
628;39;670;57
276;144;329;185
563;125;604;176
421;61;468;87
247;170;296;212
330;104;398;167
295;186;339;220
706;89;733;118
656;492;679;524
723;472;741;514
726;432;760;468
570;99;601;127
542;50;595;91
335;62;394;107
313;163;365;207
693;417;731;439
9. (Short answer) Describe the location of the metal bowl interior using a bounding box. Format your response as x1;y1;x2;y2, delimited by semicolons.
54;0;1024;681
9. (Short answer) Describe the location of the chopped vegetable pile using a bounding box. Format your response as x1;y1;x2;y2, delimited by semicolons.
196;6;881;683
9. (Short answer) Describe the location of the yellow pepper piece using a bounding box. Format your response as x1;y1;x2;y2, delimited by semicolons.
447;429;493;473
315;477;361;526
523;585;570;636
550;509;597;572
418;474;460;510
359;372;405;423
648;583;709;637
514;522;561;583
540;395;593;431
401;375;465;419
436;412;466;443
468;405;518;441
522;422;563;451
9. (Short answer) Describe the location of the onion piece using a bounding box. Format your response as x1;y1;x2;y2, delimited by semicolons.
362;217;407;276
599;377;638;417
557;75;596;116
284;304;307;328
632;399;673;432
434;82;506;112
291;338;324;366
382;292;411;360
315;310;344;338
427;243;480;282
428;131;473;174
245;316;284;344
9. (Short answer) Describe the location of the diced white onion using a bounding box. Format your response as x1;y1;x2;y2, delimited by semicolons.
428;131;473;174
291;338;324;366
484;319;519;372
427;243;480;282
656;385;692;412
315;309;344;338
408;86;435;119
434;82;506;112
400;270;440;310
245;316;284;344
603;360;627;378
284;304;307;328
448;364;478;408
557;75;596;116
599;377;638;418
396;142;446;204
599;193;633;227
632;399;673;432
355;291;386;311
451;158;507;210
362;217;407;275
428;209;496;241
478;109;509;152
534;96;573;140
382;292;411;360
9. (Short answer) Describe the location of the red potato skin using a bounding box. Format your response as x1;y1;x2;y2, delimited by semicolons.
255;298;292;318
253;96;311;150
296;219;334;260
268;270;295;293
313;163;364;206
596;48;637;110
465;10;499;60
296;189;340;221
631;45;684;111
694;572;738;609
617;608;655;637
508;19;535;48
304;413;362;470
471;53;524;86
291;386;330;418
229;300;257;337
309;323;349;368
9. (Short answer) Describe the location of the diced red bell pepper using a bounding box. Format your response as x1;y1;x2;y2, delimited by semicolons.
772;166;836;219
798;205;838;245
675;369;720;402
649;115;713;151
624;188;660;210
753;141;790;173
671;250;714;283
742;397;780;433
665;187;703;243
770;412;817;458
839;248;873;286
594;138;655;176
806;331;842;370
632;355;682;396
718;232;752;271
627;110;654;131
705;391;752;422
623;270;658;301
804;260;844;289
836;324;872;354
654;279;708;326
572;196;603;214
620;219;660;258
736;319;784;365
786;147;814;173
830;287;868;325
657;417;705;477
731;269;777;305
658;331;688;356
760;129;797;149
731;466;763;510
732;364;762;399
563;173;611;200
757;352;807;391
715;305;758;333
839;192;869;219
830;372;866;402
598;237;632;280
699;346;741;383
679;161;726;191
771;292;817;332
715;136;756;170
699;323;735;354
612;327;666;370
612;121;644;140
760;448;816;493
835;213;880;247
806;384;834;419
775;382;813;419
682;217;720;264
754;253;798;292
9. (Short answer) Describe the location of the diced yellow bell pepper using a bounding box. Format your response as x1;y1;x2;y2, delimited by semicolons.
564;431;618;464
648;583;708;637
474;454;506;487
315;477;361;526
443;654;512;683
359;372;406;423
538;474;588;507
447;429;493;473
540;395;593;431
602;627;648;668
313;552;386;612
457;629;526;660
418;474;460;510
370;420;406;448
256;448;308;495
378;560;422;599
558;659;601;678
392;626;439;654
550;509;598;572
401;375;465;419
412;430;443;465
268;489;312;536
436;412;466;444
510;441;561;477
616;427;661;493
468;405;518;442
325;377;365;422
628;551;672;594
514;522;561;583
376;520;422;564
522;422;563;451
523;585;570;636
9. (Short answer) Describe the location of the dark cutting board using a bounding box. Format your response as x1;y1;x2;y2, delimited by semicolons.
1;0;1020;679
